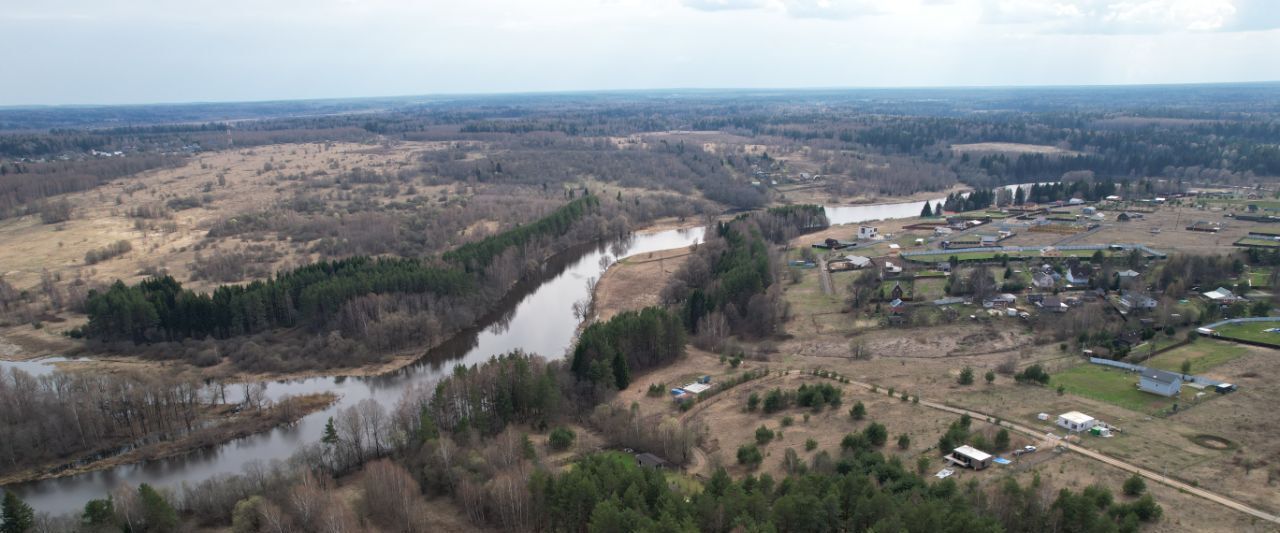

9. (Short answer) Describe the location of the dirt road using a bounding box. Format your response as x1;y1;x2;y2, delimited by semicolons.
817;256;834;296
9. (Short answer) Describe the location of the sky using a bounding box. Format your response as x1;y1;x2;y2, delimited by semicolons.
2;0;1279;105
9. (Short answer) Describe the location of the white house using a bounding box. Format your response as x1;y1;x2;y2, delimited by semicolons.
858;225;880;239
888;243;901;256
1056;411;1097;432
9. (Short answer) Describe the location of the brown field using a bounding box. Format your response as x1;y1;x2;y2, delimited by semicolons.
0;141;448;294
593;245;692;321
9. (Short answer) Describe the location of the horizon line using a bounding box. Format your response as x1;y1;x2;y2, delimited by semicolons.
4;79;1280;110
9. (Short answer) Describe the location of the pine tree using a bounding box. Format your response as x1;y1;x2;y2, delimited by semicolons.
921;202;933;217
322;417;339;446
1;491;35;533
138;483;178;533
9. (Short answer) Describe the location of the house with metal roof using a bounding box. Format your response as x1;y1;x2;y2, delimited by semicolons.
1138;368;1182;397
1056;411;1097;432
946;445;992;470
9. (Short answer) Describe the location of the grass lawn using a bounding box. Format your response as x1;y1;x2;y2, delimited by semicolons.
1130;334;1184;357
1233;237;1280;248
1211;321;1280;347
1145;340;1247;375
1052;364;1176;414
1247;227;1280;237
914;278;946;300
1249;269;1273;288
665;471;704;494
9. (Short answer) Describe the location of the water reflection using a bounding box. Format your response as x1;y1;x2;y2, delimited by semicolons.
4;227;705;515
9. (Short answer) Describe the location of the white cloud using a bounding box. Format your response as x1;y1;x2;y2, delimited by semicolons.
681;0;771;11
980;0;1265;34
681;0;885;19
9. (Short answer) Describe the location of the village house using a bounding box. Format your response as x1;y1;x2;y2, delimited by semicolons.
843;255;872;269
858;225;880;239
1065;265;1092;286
946;445;992;470
1202;287;1242;303
1057;411;1097;433
1138;368;1182;397
1032;271;1056;290
1118;291;1158;312
1037;296;1068;313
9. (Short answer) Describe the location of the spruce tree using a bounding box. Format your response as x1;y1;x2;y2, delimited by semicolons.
322;417;339;446
1;491;34;533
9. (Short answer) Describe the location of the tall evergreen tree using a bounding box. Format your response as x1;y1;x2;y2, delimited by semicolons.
1;491;34;533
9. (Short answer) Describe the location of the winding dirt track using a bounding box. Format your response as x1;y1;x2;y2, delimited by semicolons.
851;380;1280;525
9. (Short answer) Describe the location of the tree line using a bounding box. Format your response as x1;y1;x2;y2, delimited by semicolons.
82;258;473;343
570;307;686;392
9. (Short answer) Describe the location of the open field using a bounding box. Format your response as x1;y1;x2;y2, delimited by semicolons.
1145;340;1247;375
950;142;1074;155
1051;364;1177;414
0;142;444;294
1213;321;1280;347
592;245;692;321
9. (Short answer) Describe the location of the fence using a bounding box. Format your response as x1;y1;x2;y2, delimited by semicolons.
901;243;1167;260
1200;316;1280;330
1088;357;1225;388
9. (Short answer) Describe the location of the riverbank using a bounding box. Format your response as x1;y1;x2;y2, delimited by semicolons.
0;392;337;486
591;247;692;323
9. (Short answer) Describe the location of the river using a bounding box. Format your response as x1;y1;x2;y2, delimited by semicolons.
3;227;706;515
1;184;1043;515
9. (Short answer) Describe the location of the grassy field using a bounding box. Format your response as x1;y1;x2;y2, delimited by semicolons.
1233;237;1280;248
1246;226;1280;237
1052;364;1176;414
1211;321;1280;347
913;278;946;300
1248;269;1273;288
1144;340;1246;375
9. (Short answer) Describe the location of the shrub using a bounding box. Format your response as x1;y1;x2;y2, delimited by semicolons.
85;240;133;265
647;383;666;397
755;425;775;445
994;429;1010;451
38;199;74;224
958;366;974;385
1122;474;1146;496
780;416;794;427
737;444;763;468
549;427;576;451
849;401;866;420
1014;364;1050;385
804;438;818;451
840;433;870;453
897;434;910;450
747;392;760;412
984;370;996;384
863;422;888;447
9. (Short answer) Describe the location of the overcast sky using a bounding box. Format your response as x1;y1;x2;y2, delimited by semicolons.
2;0;1279;105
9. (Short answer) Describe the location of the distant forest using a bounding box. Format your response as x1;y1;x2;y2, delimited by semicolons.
3;84;1279;218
